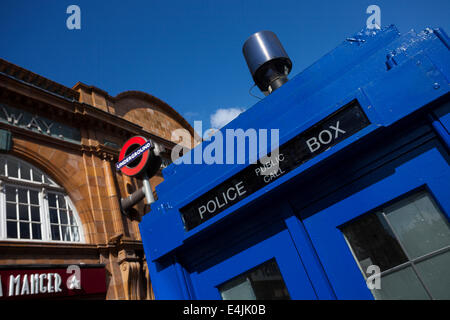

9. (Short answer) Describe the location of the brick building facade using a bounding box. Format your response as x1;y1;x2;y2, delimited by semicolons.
0;58;196;299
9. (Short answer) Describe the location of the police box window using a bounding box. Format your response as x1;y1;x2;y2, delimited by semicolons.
218;259;290;300
341;190;450;300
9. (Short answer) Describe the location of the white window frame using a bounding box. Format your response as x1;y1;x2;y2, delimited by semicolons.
341;189;450;300
0;155;84;243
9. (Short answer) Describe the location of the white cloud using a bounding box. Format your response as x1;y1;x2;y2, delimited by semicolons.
210;107;245;129
183;111;199;120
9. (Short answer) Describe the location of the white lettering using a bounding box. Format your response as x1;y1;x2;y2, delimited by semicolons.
366;5;381;30
3;272;65;297
47;273;54;293
193;121;203;164
184;304;218;317
225;128;258;165
20;274;30;295
215;196;225;209
30;274;39;294
171;128;192;164
206;200;217;213
9;275;20;296
263;167;286;183
235;181;246;197
2;106;23;124
257;153;284;176
366;265;381;290
27;117;43;132
318;130;333;145
39;274;47;293
306;137;320;152
226;187;237;201
198;205;207;219
306;121;347;152
54;274;62;292
197;181;247;218
40;119;54;134
66;5;81;30
66;265;82;290
203;132;224;164
329;121;346;138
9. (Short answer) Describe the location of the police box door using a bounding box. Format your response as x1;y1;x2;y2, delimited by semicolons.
300;145;450;300
185;202;318;300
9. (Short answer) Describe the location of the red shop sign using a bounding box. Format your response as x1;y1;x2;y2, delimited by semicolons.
0;264;106;299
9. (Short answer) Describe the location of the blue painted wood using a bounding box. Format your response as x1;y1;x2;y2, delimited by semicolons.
140;25;450;300
285;216;337;300
303;145;450;299
189;228;317;300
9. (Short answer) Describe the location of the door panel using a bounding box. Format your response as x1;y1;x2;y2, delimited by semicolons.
189;228;317;300
302;148;450;299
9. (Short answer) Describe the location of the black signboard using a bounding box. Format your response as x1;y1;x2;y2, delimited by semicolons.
180;100;370;231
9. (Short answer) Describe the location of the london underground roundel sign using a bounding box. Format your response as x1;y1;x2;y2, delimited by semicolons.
116;136;153;177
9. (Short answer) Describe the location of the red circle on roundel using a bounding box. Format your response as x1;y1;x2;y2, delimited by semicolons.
118;136;150;177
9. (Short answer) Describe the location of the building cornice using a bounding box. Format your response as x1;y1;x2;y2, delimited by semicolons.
0;58;79;101
0;72;179;149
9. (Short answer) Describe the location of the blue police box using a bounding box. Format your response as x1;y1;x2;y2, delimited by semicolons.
140;25;450;300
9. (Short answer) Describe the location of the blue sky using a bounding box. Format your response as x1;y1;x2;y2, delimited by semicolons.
1;0;449;132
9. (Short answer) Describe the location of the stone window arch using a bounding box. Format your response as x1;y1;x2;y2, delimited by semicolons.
0;155;84;243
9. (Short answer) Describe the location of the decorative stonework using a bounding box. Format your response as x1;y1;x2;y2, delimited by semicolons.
118;249;145;300
0;57;195;300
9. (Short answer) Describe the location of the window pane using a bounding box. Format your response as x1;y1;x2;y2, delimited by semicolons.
20;164;31;180
44;176;52;185
20;222;30;239
2;157;81;243
59;209;68;225
220;278;256;300
372;266;430;300
32;170;42;183
7;221;18;238
31;223;42;240
48;193;57;208
57;195;66;209
416;251;450;300
385;191;450;259
68;210;76;225
29;191;39;205
49;208;58;223
342;212;408;272
218;259;290;300
7;160;18;178
61;225;71;241
0;158;4;175
19;204;29;221
71;227;80;242
6;203;17;220
18;189;27;204
5;186;16;202
51;224;60;240
30;206;40;222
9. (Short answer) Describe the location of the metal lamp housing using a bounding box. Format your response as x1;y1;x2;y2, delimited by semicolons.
243;31;292;95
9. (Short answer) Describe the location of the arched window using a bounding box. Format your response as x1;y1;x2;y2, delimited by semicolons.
0;155;84;243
